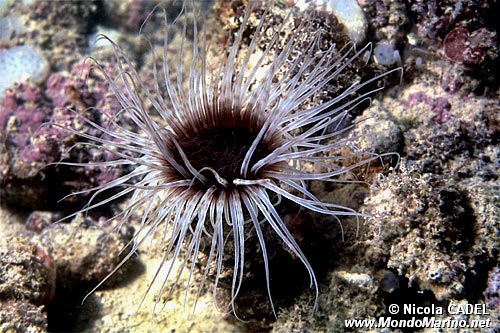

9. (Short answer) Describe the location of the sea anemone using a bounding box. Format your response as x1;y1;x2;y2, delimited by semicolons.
53;1;398;316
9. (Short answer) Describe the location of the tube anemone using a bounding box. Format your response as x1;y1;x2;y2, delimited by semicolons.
54;1;399;316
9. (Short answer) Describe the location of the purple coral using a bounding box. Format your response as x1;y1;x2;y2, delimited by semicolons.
404;92;451;124
485;267;499;312
43;62;128;201
0;84;57;164
0;60;129;208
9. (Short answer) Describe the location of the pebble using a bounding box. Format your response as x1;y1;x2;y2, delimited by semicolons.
295;0;367;43
374;42;402;66
379;270;400;294
328;0;367;44
334;270;374;290
0;46;49;98
88;25;123;51
0;16;24;40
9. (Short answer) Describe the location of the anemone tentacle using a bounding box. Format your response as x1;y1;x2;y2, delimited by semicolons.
57;0;399;316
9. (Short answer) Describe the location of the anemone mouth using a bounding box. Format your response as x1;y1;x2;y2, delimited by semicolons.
164;103;284;189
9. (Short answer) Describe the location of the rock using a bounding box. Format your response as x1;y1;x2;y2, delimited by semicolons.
0;46;49;98
39;215;135;290
0;299;47;333
485;267;499;312
273;268;384;332
25;211;62;233
295;0;367;43
88;26;123;51
333;270;374;290
379;270;400;294
0;0;14;17
14;0;99;69
0;235;56;305
0;16;25;41
374;42;402;66
328;0;367;43
0;61;130;209
352;101;404;153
